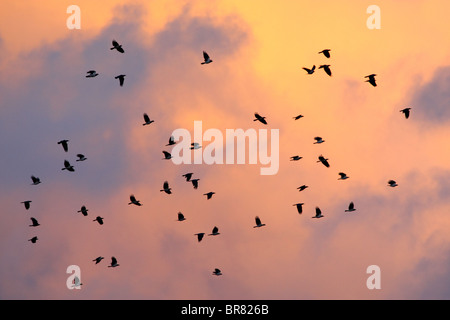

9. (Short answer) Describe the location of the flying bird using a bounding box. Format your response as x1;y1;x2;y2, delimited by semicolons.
162;151;172;160
191;178;200;189
72;276;83;288
115;74;126;87
142;113;154;125
290;156;302;161
319;64;332;76
318;49;331;58
182;173;193;182
110;40;124;53
190;143;202;150
177;212;186;221
314;137;325;144
388;180;398;187
253;216;266;228
160;181;172;194
194;233;205;242
76;154;87;161
93;216;104;225
400;108;411;119
338;172;349;180
365;74;377;87
208;226;220;236
201;51;213;64
21;200;32;210
312;207;324;218
254;112;267;125
28;236;38;244
345;202;356;212
58;139;69;152
128;194;142;206
108;257;120;268
77;205;88;216
166;136;176;146
317;155;330;168
293;115;304;120
293;203;304;214
31;175;41;185
212;268;222;276
297;185;308;192
29;217;40;227
86;70;99;78
62;160;75;172
204;192;215;200
93;257;104;264
302;65;315;74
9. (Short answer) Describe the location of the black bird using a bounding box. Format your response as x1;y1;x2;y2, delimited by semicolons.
110;40;124;53
254;112;267;124
345;202;356;212
313;136;325;144
293;203;304;214
76;154;87;161
400;108;411;119
290;155;302;161
128;194;142;206
201;51;213;64
302;65;315;74
31;175;41;185
182;173;193;182
317;155;330;168
293;115;304;120
388;180;398;187
195;233;205;242
115;74;126;87
86;70;99;78
212;268;222;276
338;172;349;180
253;216;266;228
160;181;172;194
62;160;75;172
297;185;308;192
143;113;154;125
21;200;32;210
204;192;215;199
208;226;220;236
77;205;88;216
319;64;332;76
318;49;331;58
312;207;324;218
162;151;172;160
28;236;38;243
177;212;186;221
93;256;104;264
93;216;104;225
58;139;69;152
166;136;176;146
191;179;200;189
365;74;377;87
29;217;40;227
108;256;120;268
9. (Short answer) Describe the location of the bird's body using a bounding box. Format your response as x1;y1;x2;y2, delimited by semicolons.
314;136;325;144
111;40;124;53
128;194;142;206
166;136;176;146
365;74;377;87
201;51;213;64
28;236;38;243
182;173;193;182
195;233;205;242
400;108;411;119
93;216;104;225
338;172;349;180
212;268;222;276
143;113;154;125
253;216;266;228
160;181;172;194
297;185;308;192
29;217;40;227
388;180;398;187
312;207;324;218
78;205;88;216
115;74;126;87
76;154;87;161
21;200;32;210
290;156;302;161
204;192;215;200
208;226;220;236
345;202;356;212
177;212;186;221
303;65;315;74
293;203;304;214
86;70;99;78
317;155;330;168
31;175;41;185
108;257;120;268
254;113;267;125
318;49;331;58
58;139;69;152
191;179;200;189
293;115;304;120
93;256;104;264
62;160;75;172
319;64;332;76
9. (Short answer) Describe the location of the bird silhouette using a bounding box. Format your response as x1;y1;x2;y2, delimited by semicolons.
400;108;411;119
115;74;126;87
388;180;398;187
31;175;41;185
338;172;349;180
58;139;69;152
177;212;186;221
345;202;356;212
108;257;120;268
313;137;325;144
62;160;75;172
191;179;200;189
86;70;99;78
318;49;331;58
29;217;40;227
254;112;267;124
312;207;324;218
194;233;205;242
142;113;154;125
365;74;377;87
293;203;304;214
182;173;193;182
212;268;222;276
319;64;332;76
290;156;302;161
128;194;142;206
28;236;38;244
160;181;172;194
76;154;87;161
77;205;88;216
293;115;304;120
253;216;266;228
302;65;315;74
208;226;220;236
93;216;104;225
204;192;215;199
162;151;172;160
166;136;176;146
110;40;124;53
297;185;308;192
93;257;104;264
21;200;32;210
72;276;83;288
201;51;213;64
317;155;330;168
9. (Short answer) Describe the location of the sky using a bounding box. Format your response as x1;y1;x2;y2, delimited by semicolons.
1;0;450;300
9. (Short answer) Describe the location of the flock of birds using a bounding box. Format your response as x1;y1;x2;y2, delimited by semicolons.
21;40;413;282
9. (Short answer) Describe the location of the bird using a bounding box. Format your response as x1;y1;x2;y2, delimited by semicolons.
293;115;304;120
201;51;213;64
31;175;41;185
338;172;349;180
319;64;332;76
400;108;411;119
110;40;124;53
58;139;69;152
388;180;398;187
302;65;315;74
29;217;40;227
166;136;176;146
62;160;75;172
86;70;99;78
115;74;126;87
194;233;205;242
21;200;32;210
128;194;142;206
212;268;222;276
72;276;83;288
318;49;331;58
93;216;104;225
177;212;186;221
191;179;200;189
314;136;325;144
317;155;330;168
254;112;267;124
345;202;356;212
190;143;202;150
76;154;87;161
108;257;120;268
293;203;304;214
297;185;308;192
365;74;377;87
28;236;38;243
162;151;172;160
160;181;172;194
290;156;302;161
142;113;154;125
77;205;88;216
93;256;104;264
208;226;220;236
204;192;215;199
312;207;324;218
253;216;266;228
182;173;193;182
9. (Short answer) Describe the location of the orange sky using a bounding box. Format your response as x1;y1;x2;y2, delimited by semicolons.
1;0;450;300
